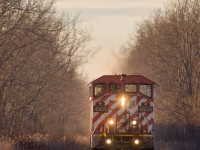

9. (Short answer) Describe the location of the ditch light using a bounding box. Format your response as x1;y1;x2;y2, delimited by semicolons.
109;119;114;125
134;139;140;145
106;139;112;144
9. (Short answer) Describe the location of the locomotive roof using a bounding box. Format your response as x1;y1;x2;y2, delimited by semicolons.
91;74;156;85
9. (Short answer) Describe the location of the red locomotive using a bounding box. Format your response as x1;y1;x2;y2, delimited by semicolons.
89;74;157;150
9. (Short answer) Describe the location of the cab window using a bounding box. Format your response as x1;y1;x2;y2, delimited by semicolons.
94;84;106;97
125;84;137;93
109;83;121;93
139;84;152;97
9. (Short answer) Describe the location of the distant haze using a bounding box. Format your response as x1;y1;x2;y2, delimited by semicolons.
56;0;168;81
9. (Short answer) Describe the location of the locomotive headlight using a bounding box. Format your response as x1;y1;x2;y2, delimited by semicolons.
106;139;112;144
121;97;125;107
132;120;137;125
109;119;114;125
134;139;140;145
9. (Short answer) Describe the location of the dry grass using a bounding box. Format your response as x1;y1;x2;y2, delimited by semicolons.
0;133;89;150
0;136;15;150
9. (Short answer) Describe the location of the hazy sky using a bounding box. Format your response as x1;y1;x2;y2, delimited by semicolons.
56;0;168;81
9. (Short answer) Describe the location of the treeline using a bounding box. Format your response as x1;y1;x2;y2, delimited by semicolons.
120;0;200;149
0;0;91;140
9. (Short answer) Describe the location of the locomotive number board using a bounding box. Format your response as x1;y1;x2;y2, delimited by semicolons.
93;106;108;112
138;106;153;112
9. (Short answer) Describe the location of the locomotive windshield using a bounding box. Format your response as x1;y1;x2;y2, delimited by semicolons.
94;83;106;97
109;83;121;93
139;84;152;97
125;84;137;93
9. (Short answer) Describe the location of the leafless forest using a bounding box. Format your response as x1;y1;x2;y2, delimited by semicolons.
119;0;200;149
0;0;200;150
0;0;91;149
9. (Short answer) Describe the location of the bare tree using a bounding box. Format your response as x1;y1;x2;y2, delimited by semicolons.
0;0;92;138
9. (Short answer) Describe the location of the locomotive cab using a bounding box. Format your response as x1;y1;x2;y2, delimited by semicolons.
89;74;156;150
